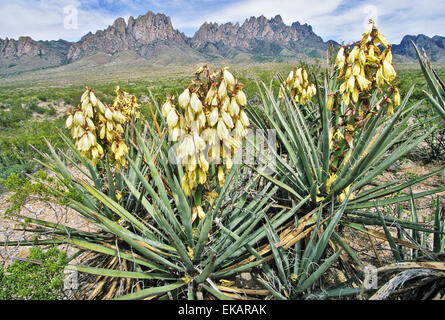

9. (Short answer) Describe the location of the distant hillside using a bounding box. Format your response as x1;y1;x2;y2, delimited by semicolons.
392;34;445;63
0;37;71;74
1;10;444;77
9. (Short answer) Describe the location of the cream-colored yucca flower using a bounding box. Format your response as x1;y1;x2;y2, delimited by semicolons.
382;60;396;80
178;89;190;109
223;69;235;88
235;90;247;106
356;75;372;91
162;100;172;117
218;81;227;99
190;92;203;113
217;118;230;141
222;111;234;129
167;109;179;128
209;107;219;126
336;47;345;69
229;98;240;117
66;114;74;129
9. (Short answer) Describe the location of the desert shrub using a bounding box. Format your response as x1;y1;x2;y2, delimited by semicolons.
0;120;65;181
0;247;67;300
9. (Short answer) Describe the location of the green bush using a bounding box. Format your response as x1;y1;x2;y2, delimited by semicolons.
0;119;65;180
0;247;67;300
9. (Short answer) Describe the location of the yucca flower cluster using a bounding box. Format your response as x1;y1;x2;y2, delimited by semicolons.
334;20;400;113
66;87;139;168
161;65;249;203
328;20;401;154
113;86;141;121
280;66;317;104
323;20;402;203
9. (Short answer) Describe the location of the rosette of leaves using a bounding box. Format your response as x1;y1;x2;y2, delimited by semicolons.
2;85;311;300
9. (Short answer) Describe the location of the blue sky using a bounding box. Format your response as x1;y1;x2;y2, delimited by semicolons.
0;0;443;44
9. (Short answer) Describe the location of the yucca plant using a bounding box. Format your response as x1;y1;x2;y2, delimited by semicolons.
2;68;320;300
246;22;445;298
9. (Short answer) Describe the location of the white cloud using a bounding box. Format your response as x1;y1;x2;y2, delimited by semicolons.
0;0;444;44
172;0;445;44
172;0;342;30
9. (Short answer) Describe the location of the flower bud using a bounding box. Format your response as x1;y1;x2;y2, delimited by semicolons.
222;111;234;129
352;86;359;103
327;95;334;111
86;117;96;130
178;89;190;109
190;92;203;113
171;127;180;142
162;100;172;118
99;126;106;140
394;88;401;106
199;152;209;172
347;46;360;64
167;109;179;128
218;81;227;99
336;47;345;68
240;110;250;127
223;69;235;89
209;107;219;127
229;98;239;117
347;76;356;93
74;111;85;126
66;115;74;129
87;131;96;147
97;100;106;114
81;90;89;103
197;205;206;219
218;166;225;187
90;91;98;106
217;119;229;141
235;90;247;106
382;60;396;80
105;108;113;121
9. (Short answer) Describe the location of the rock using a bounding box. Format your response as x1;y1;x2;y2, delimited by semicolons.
67;11;188;61
399;159;417;171
189;15;328;57
234;271;261;289
63;267;79;290
0;37;71;73
139;95;150;103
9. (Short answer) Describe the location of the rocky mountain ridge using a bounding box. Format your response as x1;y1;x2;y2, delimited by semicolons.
1;10;444;75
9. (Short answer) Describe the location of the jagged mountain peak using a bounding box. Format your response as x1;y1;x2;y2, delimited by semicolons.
392;34;445;62
67;10;187;61
1;10;444;76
